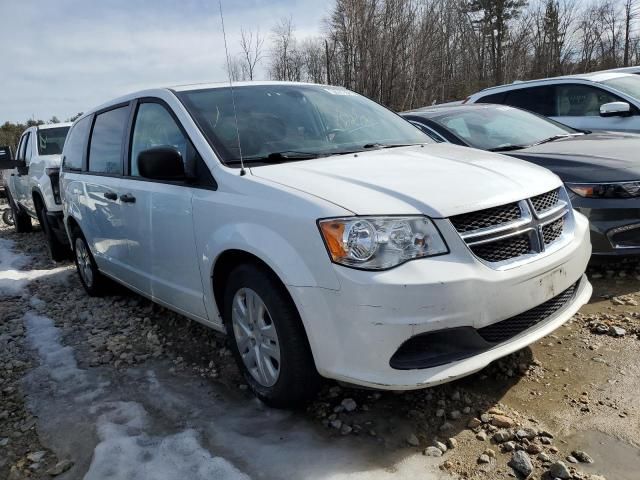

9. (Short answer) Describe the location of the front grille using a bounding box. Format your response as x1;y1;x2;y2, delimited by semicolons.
531;189;559;214
450;203;521;233
542;217;564;245
478;281;579;343
470;234;531;262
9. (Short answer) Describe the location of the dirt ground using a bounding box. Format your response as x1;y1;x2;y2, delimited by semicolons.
1;209;639;480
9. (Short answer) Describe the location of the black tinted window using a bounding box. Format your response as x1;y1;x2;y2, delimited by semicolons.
62;117;91;171
38;127;70;155
88;106;129;174
503;86;555;116
476;92;506;104
555;84;618;116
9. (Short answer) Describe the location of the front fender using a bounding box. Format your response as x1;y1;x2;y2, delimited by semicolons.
196;220;341;324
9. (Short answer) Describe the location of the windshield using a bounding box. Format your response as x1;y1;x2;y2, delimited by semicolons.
434;106;576;150
37;126;70;156
176;84;431;166
601;75;640;100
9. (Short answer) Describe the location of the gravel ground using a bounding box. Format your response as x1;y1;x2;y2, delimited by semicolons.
1;211;639;480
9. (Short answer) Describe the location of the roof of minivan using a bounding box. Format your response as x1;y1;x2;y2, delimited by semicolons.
75;81;333;123
171;80;327;92
35;122;73;130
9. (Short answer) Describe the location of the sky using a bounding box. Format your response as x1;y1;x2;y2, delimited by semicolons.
0;0;328;123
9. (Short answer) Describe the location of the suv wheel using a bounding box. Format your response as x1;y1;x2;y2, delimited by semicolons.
36;203;68;262
224;263;321;408
72;232;109;296
2;209;14;226
8;194;31;233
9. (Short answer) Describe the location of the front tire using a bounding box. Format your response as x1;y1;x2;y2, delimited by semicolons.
224;263;321;408
72;231;109;296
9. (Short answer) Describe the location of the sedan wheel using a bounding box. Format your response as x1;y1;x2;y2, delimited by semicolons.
231;288;281;387
75;237;94;288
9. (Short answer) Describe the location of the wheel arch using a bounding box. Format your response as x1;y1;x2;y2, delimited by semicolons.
211;248;319;366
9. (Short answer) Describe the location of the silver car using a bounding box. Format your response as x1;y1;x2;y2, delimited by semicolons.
466;71;640;133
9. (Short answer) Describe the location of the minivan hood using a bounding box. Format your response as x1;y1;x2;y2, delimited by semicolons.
509;132;640;183
251;144;561;217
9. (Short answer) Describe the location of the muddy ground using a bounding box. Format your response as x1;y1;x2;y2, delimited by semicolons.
1;210;639;480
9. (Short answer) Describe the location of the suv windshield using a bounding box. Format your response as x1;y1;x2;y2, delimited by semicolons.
601;75;640;100
176;84;430;166
37;126;70;156
434;106;577;151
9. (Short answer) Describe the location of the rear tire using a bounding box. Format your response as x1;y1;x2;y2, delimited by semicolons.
2;209;14;226
36;202;69;262
223;263;322;408
71;229;109;296
8;193;31;233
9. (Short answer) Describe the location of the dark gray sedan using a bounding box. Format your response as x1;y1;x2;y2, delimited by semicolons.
403;104;640;258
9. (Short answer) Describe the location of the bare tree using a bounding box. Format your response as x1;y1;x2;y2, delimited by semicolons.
239;28;265;80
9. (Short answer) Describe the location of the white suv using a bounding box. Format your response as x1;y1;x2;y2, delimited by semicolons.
3;123;71;260
60;82;592;407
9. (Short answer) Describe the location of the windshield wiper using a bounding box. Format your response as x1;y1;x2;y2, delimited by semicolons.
488;144;529;152
533;134;573;146
226;151;325;165
362;142;423;149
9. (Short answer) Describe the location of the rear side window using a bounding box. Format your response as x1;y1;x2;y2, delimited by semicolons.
503;86;555;116
62;117;92;171
476;92;506;104
88;106;129;175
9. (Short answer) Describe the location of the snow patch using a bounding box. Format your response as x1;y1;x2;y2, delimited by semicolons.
0;238;71;295
24;312;250;480
85;402;249;480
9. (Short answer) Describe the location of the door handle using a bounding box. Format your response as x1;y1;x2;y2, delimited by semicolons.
120;193;136;203
103;191;117;200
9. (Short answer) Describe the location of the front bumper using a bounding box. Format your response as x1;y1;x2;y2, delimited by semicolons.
571;194;640;256
290;212;592;390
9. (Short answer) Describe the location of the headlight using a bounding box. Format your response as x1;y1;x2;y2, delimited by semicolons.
318;216;448;270
566;181;640;198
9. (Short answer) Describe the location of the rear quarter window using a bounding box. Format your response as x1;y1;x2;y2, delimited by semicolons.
62;117;92;171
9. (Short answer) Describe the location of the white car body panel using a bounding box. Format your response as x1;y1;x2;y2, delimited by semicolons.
6;123;72;216
61;82;592;389
251;144;562;217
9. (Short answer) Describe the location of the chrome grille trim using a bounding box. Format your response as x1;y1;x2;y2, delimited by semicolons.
449;188;574;270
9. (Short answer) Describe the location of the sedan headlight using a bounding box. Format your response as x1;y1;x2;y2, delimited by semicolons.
566;181;640;199
318;216;448;270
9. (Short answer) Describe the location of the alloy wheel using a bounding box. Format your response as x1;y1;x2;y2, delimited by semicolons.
75;238;94;288
231;288;281;387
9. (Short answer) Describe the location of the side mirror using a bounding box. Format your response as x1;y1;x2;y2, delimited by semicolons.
600;101;631;117
0;145;20;170
137;146;186;181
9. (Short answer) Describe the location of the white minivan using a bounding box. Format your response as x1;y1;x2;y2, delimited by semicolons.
61;82;592;407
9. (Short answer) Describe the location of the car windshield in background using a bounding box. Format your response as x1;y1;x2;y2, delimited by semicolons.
434;106;576;151
37;127;70;156
601;75;640;100
176;85;431;166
